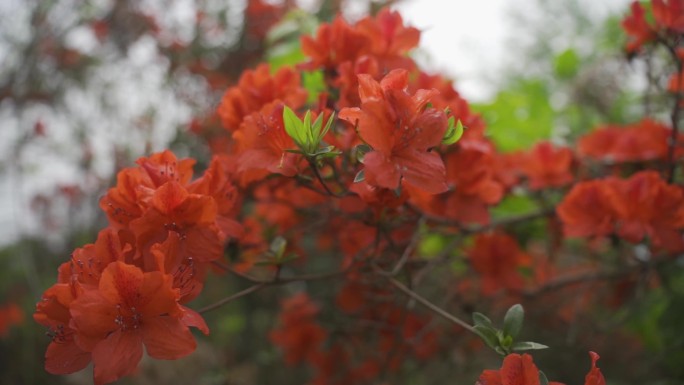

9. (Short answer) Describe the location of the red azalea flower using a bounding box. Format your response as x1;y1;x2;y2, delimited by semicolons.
578;119;670;163
270;293;327;365
652;0;684;33
477;353;567;385
0;302;23;337
621;2;656;53
217;64;307;131
100;150;196;228
584;351;606;385
70;262;207;385
34;283;91;375
557;179;617;238
609;171;684;251
468;232;531;295
301;16;371;71
408;139;503;225
232;102;303;177
519;141;574;190
58;228;129;287
339;69;448;193
354;7;420;71
668;48;684;93
411;71;486;136
129;180;223;268
477;353;542;385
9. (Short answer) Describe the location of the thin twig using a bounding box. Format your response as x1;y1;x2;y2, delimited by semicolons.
667;53;683;182
308;158;346;197
198;283;267;314
385;275;476;334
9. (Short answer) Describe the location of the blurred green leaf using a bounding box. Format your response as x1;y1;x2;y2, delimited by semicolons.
472;312;494;328
553;48;580;79
473;79;553;152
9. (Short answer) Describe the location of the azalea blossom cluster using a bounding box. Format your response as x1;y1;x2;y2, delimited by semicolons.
33;150;246;384
33;1;684;384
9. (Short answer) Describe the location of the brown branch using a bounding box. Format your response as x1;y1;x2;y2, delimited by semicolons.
667;52;683;182
385;275;476;334
198;283;267;314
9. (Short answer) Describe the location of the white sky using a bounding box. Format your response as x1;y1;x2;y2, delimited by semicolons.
396;0;631;101
396;0;511;101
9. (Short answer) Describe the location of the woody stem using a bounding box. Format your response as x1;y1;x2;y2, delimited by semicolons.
385;275;477;334
197;283;266;314
664;39;683;183
307;158;343;197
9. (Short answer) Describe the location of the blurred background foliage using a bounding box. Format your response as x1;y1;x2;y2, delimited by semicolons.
1;0;683;384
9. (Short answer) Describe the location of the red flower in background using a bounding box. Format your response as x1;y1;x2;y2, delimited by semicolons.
354;8;420;71
244;0;286;40
557;179;617;238
468;232;531;294
609;171;684;251
519;141;574;190
301;16;371;71
0;302;23;337
301;7;421;111
217;64;307;131
621;2;656;53
578;119;670;163
668;48;684;93
652;0;684;33
558;172;684;251
339;69;448;193
270;293;327;365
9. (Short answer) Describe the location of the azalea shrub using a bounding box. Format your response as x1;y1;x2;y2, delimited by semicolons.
26;0;684;384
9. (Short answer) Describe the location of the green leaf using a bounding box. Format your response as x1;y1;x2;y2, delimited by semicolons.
312;113;324;139
511;341;549;352
500;334;514;349
442;117;464;145
267;40;306;70
503;304;525;339
418;233;446;258
472;312;494;328
303;70;326;104
319;112;336;141
474;324;500;350
553;48;580;79
473;79;553;152
283;106;306;147
353;169;365;183
303;110;314;151
269;236;287;260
